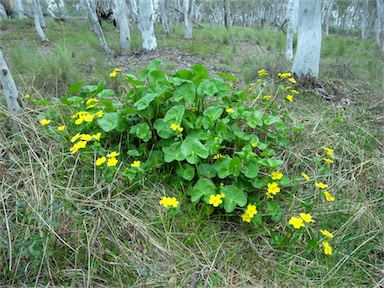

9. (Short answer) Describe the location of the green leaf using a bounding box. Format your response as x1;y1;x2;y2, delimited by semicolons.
257;158;283;169
216;72;238;82
265;202;282;222
154;118;175;139
221;185;247;213
124;73;142;85
190;178;216;203
140;59;161;79
134;122;152;142
203;106;224;121
243;110;263;128
128;150;140;157
241;158;259;178
229;157;241;177
67;81;83;95
177;163;195;181
270;231;286;247
181;135;209;164
164;105;185;125
134;92;158;110
162;142;185;162
60;96;83;105
31;100;51;105
197;78;229;98
173;81;196;103
97;112;118;132
251;214;262;228
197;163;217;177
97;89;115;98
263;115;280;125
213;157;231;179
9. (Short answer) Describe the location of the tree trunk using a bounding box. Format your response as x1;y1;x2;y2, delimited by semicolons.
376;0;384;50
16;0;26;18
292;0;322;77
139;0;157;51
285;0;298;61
32;0;48;42
362;0;369;39
35;0;47;28
0;50;22;131
223;0;230;28
83;0;112;54
159;0;170;34
114;0;130;54
324;0;334;36
184;0;193;39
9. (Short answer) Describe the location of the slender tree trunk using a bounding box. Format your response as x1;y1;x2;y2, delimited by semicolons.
32;0;48;42
184;0;194;39
292;0;322;77
223;0;230;28
376;0;384;50
159;0;170;34
35;0;47;28
83;0;112;54
285;0;298;61
139;0;157;51
16;0;26;18
114;0;130;54
0;50;22;131
324;0;334;36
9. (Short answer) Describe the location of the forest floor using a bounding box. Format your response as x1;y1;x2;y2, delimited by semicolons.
0;18;383;287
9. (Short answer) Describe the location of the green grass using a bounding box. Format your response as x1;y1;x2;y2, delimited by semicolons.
1;19;383;287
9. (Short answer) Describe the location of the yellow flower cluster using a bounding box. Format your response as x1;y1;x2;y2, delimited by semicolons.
109;68;122;78
71;110;104;125
70;132;101;154
315;181;336;202
288;212;315;229
40;119;51;126
257;69;268;77
322;241;332;255
170;123;183;132
241;204;258;223
323;147;335;164
95;152;119;167
213;154;226;160
159;196;180;208
278;72;292;79
209;193;224;207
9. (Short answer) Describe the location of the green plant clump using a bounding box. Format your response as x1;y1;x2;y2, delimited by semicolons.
37;60;338;256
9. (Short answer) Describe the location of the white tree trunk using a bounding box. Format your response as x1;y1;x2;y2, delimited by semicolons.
292;0;322;77
159;0;170;34
323;0;334;36
83;0;112;54
114;0;130;54
36;0;47;28
184;0;193;39
376;0;384;51
362;0;368;39
33;0;48;42
0;50;22;131
285;0;298;61
16;0;26;18
139;0;157;51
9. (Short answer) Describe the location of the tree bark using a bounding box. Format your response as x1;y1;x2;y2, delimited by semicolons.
376;0;384;51
285;0;298;61
83;0;112;54
159;0;170;34
139;0;157;51
114;0;130;54
0;50;22;131
32;0;48;42
184;0;194;39
324;0;334;36
292;0;322;77
16;0;26;18
362;0;368;39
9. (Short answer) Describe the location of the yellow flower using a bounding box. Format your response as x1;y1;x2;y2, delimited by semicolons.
320;229;334;239
323;147;334;159
189;105;196;112
79;134;92;141
249;83;256;87
257;69;268;77
267;182;280;195
300;213;315;223
213;154;225;160
40;119;51;126
323;158;334;164
322;241;332;255
271;171;283;180
109;70;118;78
160;196;180;208
25;94;30;99
290;89;299;94
324;191;335;202
315;182;329;189
70;140;87;154
220;193;225;198
107;151;120;158
86;98;99;105
266;192;274;199
57;125;66;131
95;156;106;166
289;216;305;229
130;161;141;168
245;204;257;218
95;110;104;118
71;133;81;143
170;123;183;132
278;72;292;79
251;142;257;148
209;194;223;207
288;77;296;84
241;213;252;223
83;113;94;122
114;68;122;72
86;104;96;110
92;133;101;141
286;95;294;102
301;173;310;181
226;108;234;113
262;95;272;100
107;157;118;167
